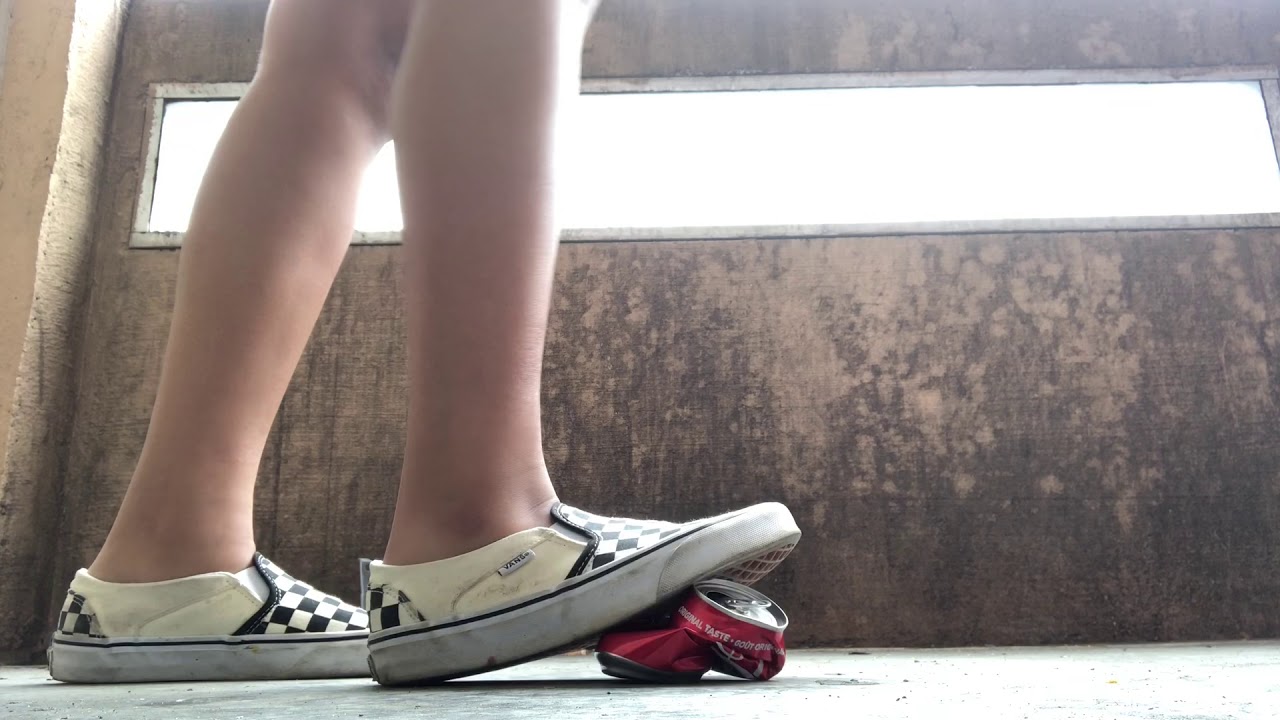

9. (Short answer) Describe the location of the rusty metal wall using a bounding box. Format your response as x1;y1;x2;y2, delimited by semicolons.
4;0;1280;659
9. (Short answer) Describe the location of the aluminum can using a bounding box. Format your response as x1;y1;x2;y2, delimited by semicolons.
596;579;788;682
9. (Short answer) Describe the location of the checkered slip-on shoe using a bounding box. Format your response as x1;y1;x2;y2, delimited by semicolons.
366;501;799;685
49;553;369;683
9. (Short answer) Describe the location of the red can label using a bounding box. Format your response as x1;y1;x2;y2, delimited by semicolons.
596;581;787;682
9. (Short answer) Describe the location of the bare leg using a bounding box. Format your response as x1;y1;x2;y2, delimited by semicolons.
90;0;411;583
383;0;595;564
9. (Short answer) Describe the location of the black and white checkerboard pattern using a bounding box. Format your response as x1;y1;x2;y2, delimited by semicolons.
241;556;369;635
557;504;690;572
57;591;103;639
364;586;425;633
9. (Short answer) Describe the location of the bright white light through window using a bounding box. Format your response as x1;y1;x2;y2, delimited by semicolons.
146;81;1280;234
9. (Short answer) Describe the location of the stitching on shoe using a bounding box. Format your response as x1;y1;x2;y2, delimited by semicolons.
57;591;105;639
366;585;423;633
232;553;284;636
553;503;600;579
235;555;369;635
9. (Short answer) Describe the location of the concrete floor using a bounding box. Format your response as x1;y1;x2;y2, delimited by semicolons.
3;643;1277;719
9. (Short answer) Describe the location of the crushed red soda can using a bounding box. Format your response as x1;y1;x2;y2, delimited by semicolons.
595;579;788;682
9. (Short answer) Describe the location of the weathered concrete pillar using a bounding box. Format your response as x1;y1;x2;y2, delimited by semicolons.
0;0;128;663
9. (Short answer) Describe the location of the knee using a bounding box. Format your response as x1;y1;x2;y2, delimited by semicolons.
255;0;412;138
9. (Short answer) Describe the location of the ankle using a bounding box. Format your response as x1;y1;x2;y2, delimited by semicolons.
383;494;558;566
90;525;256;584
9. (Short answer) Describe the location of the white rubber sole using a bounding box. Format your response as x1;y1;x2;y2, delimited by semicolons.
48;632;369;683
367;502;800;685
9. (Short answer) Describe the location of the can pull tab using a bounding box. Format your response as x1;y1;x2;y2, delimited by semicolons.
358;558;373;610
705;591;776;625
